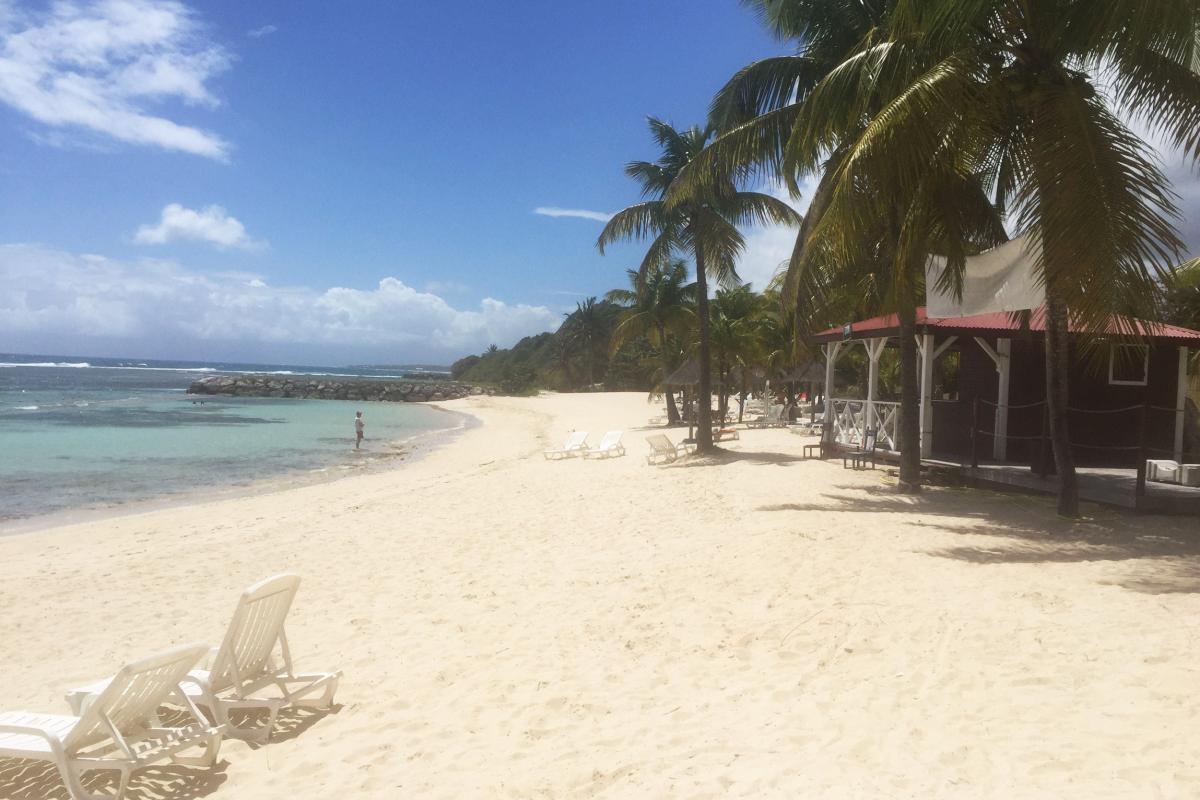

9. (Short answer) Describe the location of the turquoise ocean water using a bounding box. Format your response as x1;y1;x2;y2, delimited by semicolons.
0;354;461;524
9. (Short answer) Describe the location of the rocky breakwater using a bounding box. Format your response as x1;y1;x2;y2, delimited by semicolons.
187;374;484;402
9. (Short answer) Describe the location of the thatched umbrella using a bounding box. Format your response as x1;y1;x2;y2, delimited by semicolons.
775;361;827;422
664;359;727;440
778;361;825;384
664;358;725;387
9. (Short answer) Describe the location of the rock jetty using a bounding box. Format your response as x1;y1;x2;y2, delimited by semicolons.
187;374;485;402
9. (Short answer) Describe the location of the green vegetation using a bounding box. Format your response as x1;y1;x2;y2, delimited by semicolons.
598;118;800;453
449;264;810;407
673;0;1200;515
456;1;1200;517
450;299;659;394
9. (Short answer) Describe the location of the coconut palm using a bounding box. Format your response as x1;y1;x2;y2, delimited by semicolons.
801;0;1198;515
598;117;801;453
1163;260;1200;331
561;297;612;388
606;259;696;424
708;285;767;420
677;0;1005;491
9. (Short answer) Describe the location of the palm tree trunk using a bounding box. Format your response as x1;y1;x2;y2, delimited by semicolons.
658;322;680;424
897;300;922;492
695;242;714;453
1044;292;1079;517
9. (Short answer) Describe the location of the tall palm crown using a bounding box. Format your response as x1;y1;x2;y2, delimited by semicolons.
597;117;800;452
680;0;1003;491
605;260;696;352
606;260;696;424
809;0;1200;514
561;297;612;386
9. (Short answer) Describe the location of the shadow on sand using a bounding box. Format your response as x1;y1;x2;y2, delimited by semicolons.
225;704;343;750
672;447;806;467
758;484;1200;594
0;706;340;799
0;759;229;800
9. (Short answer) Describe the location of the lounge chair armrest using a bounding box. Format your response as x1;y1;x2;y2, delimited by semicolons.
183;670;214;690
201;646;219;669
0;723;67;757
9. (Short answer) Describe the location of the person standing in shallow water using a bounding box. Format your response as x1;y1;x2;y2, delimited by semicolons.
354;410;364;449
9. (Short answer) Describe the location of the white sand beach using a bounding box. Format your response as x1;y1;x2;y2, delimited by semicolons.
2;391;1199;799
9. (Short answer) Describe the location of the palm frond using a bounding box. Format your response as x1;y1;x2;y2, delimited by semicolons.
596;201;666;254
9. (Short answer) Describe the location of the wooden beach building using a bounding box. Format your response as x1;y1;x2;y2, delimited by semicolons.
811;307;1200;511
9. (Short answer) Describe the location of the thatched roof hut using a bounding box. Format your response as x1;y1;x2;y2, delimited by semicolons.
663;359;722;387
777;361;826;384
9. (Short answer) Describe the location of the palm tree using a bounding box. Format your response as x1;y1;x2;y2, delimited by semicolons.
812;0;1196;515
708;285;765;420
548;333;577;390
606;259;696;423
1163;260;1200;331
561;297;611;388
678;0;1005;491
598;117;800;453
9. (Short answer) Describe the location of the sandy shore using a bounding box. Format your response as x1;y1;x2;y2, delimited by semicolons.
2;391;1199;799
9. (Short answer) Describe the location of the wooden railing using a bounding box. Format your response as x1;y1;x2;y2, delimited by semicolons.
829;398;900;451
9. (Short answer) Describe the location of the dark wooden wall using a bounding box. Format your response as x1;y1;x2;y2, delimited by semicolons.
930;334;1184;466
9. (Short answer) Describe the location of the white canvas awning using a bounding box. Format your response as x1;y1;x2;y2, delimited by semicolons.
925;233;1044;317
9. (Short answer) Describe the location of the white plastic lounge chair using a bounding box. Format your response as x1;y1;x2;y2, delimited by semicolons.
69;575;340;744
1147;459;1181;484
746;404;787;429
544;430;588;459
583;430;625;458
790;419;823;436
1147;459;1200;487
1185;465;1200;488
645;434;693;464
0;643;221;800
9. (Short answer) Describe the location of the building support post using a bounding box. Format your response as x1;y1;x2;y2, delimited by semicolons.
995;338;1012;461
974;336;1011;462
823;342;841;447
918;335;957;458
918;333;934;458
1176;346;1189;461
865;337;886;440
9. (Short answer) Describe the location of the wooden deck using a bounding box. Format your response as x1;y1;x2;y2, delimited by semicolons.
924;459;1200;514
814;438;1200;515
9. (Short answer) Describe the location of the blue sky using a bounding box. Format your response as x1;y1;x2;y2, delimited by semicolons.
0;0;800;365
3;1;1197;366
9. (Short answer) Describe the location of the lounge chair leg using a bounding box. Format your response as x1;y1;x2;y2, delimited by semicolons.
262;704;280;743
170;730;222;768
318;674;340;708
63;760;131;800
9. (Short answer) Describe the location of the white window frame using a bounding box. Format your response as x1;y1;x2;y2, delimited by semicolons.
1108;344;1150;386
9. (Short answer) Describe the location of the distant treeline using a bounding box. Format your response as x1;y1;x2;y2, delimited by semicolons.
450;299;659;394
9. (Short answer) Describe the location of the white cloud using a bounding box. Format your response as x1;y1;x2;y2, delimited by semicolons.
0;244;559;361
134;203;264;250
246;24;276;38
534;206;613;222
735;180;812;291
0;0;230;159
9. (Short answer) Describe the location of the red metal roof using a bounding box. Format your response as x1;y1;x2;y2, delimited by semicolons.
813;306;1200;343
